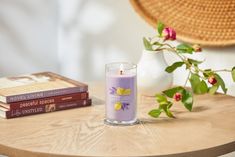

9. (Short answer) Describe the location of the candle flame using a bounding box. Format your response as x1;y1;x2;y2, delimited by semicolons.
119;64;124;75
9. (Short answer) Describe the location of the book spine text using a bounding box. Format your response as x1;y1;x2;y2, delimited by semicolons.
8;92;88;110
6;86;88;103
5;99;92;119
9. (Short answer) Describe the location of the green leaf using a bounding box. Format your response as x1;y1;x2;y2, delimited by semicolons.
167;101;173;109
181;89;193;111
159;102;175;118
155;94;167;103
152;41;163;46
176;44;194;54
204;69;212;71
232;67;235;82
165;62;185;73
189;74;208;94
143;37;153;51
165;108;175;118
214;73;227;94
159;101;168;108
148;109;162;118
188;58;203;65
157;22;164;36
209;85;219;95
163;86;184;98
166;102;175;118
189;73;201;93
203;69;212;78
195;80;208;94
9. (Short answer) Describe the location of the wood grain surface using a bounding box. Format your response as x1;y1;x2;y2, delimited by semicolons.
0;83;235;157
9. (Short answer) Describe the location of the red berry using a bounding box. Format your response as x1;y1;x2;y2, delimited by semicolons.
173;92;182;101
208;76;217;85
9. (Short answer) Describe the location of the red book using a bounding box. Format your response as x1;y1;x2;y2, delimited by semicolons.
0;99;92;119
0;92;89;110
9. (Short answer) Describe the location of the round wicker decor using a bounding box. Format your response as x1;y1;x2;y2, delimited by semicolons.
130;0;235;47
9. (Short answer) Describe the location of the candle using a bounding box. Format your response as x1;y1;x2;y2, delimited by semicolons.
105;62;137;125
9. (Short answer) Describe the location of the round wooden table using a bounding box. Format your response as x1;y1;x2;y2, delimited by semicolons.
0;83;235;157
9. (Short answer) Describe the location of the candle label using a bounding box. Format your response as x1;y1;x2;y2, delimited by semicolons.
109;87;131;96
109;87;132;111
114;101;129;111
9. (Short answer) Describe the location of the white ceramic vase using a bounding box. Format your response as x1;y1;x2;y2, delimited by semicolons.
137;49;173;96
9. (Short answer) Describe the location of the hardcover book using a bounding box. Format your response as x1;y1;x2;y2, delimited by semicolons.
0;99;92;119
0;92;89;110
0;72;88;103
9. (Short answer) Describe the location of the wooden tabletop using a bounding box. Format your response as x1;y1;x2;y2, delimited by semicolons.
0;83;235;157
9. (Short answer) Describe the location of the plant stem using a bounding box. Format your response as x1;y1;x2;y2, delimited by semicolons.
151;39;232;84
197;68;232;76
214;69;232;72
163;43;175;49
165;47;186;61
154;48;165;51
184;72;191;87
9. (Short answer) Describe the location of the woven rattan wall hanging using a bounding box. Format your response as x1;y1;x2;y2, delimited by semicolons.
130;0;235;47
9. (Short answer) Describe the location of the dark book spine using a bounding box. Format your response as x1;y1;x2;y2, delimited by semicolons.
5;99;92;119
8;92;89;110
6;86;88;103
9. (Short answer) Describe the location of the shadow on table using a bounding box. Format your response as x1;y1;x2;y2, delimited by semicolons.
139;106;209;125
91;96;105;105
138;117;198;125
173;106;209;114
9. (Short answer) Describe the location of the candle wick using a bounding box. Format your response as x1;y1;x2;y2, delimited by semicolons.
120;70;123;75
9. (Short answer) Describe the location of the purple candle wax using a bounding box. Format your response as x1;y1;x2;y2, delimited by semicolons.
106;73;137;122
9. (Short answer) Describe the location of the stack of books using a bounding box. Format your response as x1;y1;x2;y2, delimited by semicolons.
0;72;91;119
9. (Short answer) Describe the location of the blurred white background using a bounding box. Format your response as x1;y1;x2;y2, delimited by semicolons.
0;0;235;96
0;0;235;156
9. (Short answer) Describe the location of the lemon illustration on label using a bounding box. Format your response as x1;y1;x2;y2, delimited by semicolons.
123;89;131;95
116;88;125;95
116;87;131;95
114;102;122;111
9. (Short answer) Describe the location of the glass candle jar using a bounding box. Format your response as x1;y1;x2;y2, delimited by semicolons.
105;62;137;125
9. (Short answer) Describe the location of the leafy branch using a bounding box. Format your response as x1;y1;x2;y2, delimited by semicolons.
145;22;235;118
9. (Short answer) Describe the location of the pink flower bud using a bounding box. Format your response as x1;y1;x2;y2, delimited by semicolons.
208;76;217;85
192;44;202;52
162;27;176;40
